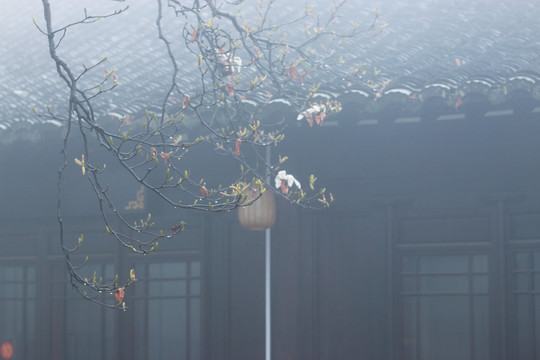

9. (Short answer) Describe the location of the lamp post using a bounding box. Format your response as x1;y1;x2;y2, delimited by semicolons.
238;146;274;360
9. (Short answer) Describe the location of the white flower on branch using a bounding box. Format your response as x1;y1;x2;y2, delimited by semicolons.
232;56;242;74
217;49;242;76
296;104;326;127
275;170;301;194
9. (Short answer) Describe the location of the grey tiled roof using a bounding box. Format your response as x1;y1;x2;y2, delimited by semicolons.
1;0;540;133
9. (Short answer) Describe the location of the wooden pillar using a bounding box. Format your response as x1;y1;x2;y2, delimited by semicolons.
373;197;412;360
481;192;522;360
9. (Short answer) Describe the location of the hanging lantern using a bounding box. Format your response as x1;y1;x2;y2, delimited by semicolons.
238;186;276;231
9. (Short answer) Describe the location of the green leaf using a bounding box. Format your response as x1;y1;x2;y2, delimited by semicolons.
309;174;317;190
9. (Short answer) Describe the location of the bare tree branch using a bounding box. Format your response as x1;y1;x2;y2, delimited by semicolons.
36;0;380;308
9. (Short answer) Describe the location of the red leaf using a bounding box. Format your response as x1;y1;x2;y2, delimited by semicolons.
285;65;297;82
200;185;209;197
160;152;170;166
455;97;463;110
305;112;314;127
227;83;235;97
115;288;124;303
280;180;289;194
300;71;307;85
182;94;189;109
315;112;325;125
235;139;242;156
190;29;198;43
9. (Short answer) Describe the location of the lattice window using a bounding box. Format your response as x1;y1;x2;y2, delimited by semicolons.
131;260;202;360
510;250;540;359
0;264;36;360
400;253;490;360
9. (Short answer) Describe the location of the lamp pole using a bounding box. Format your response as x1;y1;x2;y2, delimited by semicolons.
264;145;271;360
237;145;273;360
